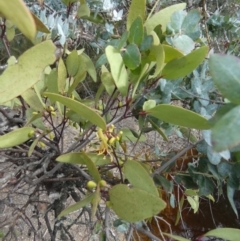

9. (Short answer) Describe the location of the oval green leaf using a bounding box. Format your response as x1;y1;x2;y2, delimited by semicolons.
0;0;36;41
122;44;141;70
0;40;56;104
44;92;106;130
105;46;128;96
204;228;240;241
109;184;166;222
162;46;208;80
0;127;35;148
209;54;240;104
148;104;210;130
128;17;144;46
163;44;184;63
211;106;240;152
124;160;158;197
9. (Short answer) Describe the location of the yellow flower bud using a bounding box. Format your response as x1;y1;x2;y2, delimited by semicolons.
87;181;97;189
99;180;107;187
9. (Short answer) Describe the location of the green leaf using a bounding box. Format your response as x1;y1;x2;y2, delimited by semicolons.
77;3;90;18
163;44;184;63
211;106;240;152
105;46;128;96
150;44;165;77
209;54;240;104
56;152;101;182
122;44;141;70
147;117;168;141
204;228;240;241
109;184;166;222
116;31;128;51
0;40;56;104
148;104;210;130
139;35;153;51
21;88;45;111
127;0;146;30
101;66;115;95
81;12;105;24
31;12;50;34
227;184;238;218
86;153;111;166
58;193;94;218
162;46;208;80
163;233;190;241
0;127;35;148
46;69;58;94
58;58;67;93
128;17;144;45
66;50;80;77
123;160;158;197
143;100;156;111
81;53;97;82
44;93;106;130
144;3;186;34
0;0;36;41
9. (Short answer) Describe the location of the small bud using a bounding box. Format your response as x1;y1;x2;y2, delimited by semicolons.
87;181;97;189
99;180;107;187
118;101;123;107
28;130;35;138
32;112;38;115
109;137;116;145
39;141;46;148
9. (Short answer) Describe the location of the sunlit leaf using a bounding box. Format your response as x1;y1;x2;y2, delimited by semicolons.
209;54;240;104
0;41;56;104
148;104;210;129
144;3;186;34
77;3;90;18
150;44;164;77
105;46;128;96
204;228;240;241
163;45;184;63
0;127;35;148
109;184;166;222
101;65;115;95
58;193;94;218
44;93;106;130
58;58;67;93
127;0;146;30
162;46;208;80
124;160;158;197
211;106;240;151
0;0;36;41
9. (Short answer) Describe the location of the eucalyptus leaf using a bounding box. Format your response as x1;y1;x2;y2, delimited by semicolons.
0;0;36;41
0;127;35;148
128;17;144;46
44;93;106;130
105;46;128;96
122;44;141;70
58;193;94;218
148;104;210;129
209;54;240;104
162;46;208;80
211;106;240;151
